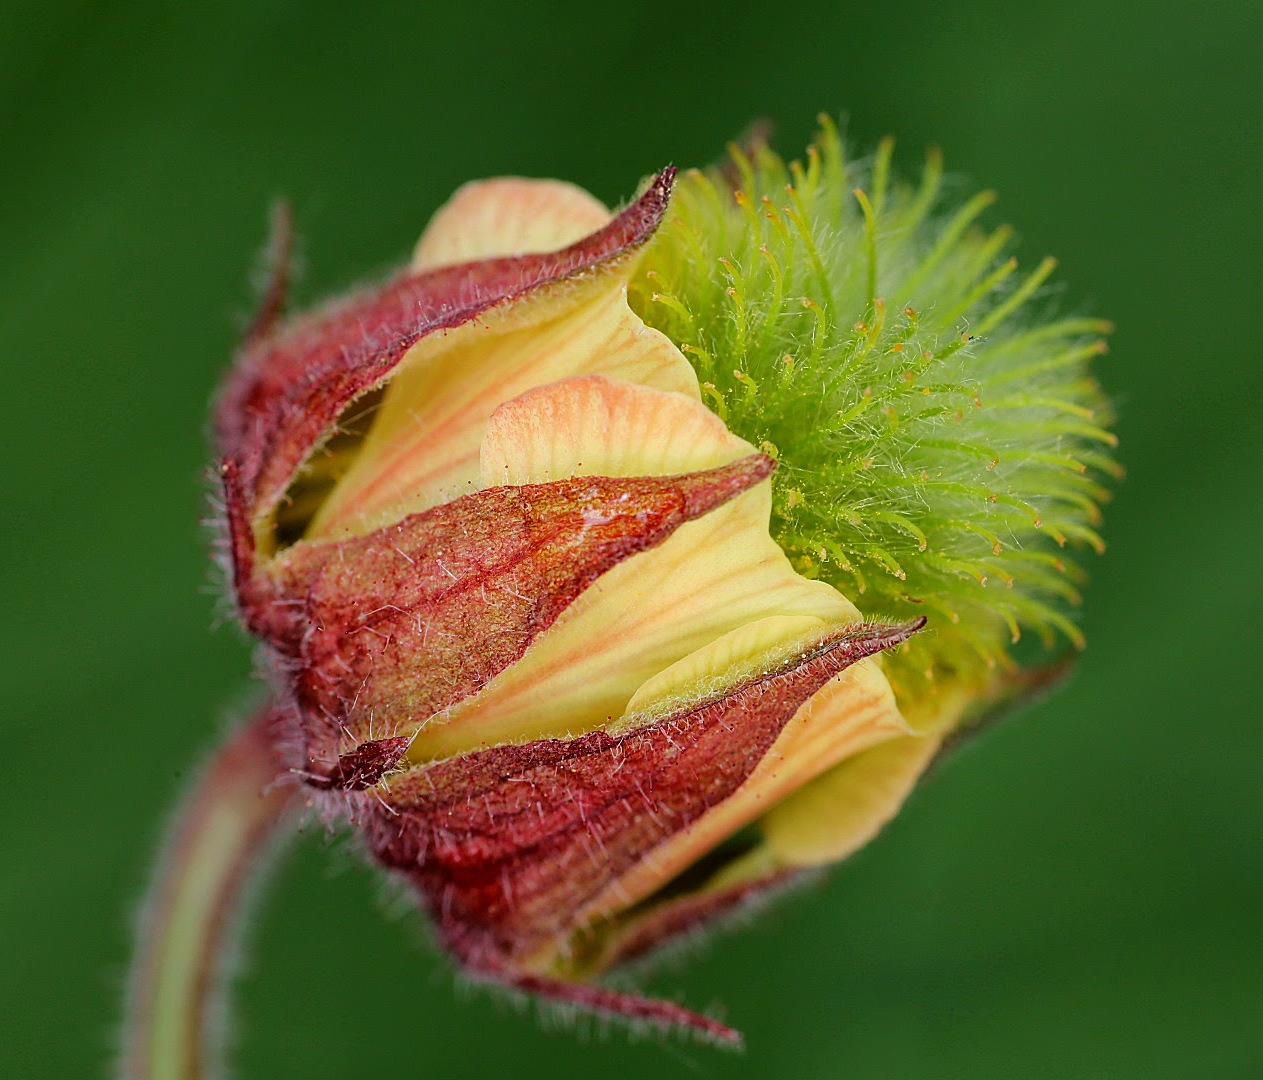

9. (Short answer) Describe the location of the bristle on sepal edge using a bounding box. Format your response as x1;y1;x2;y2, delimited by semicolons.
484;970;744;1048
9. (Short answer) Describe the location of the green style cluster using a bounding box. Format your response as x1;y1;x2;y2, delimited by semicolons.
630;119;1119;697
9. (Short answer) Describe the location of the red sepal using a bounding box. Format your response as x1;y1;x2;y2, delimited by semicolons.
216;170;676;625
264;456;774;784
367;619;924;969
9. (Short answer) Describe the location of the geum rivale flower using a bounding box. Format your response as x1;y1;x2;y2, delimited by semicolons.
214;169;936;1041
126;124;1115;1074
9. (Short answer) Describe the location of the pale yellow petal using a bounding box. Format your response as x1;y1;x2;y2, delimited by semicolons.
582;647;909;921
404;380;860;761
752;675;979;868
480;373;746;487
308;283;700;539
620;614;830;722
411;178;611;272
757;730;943;867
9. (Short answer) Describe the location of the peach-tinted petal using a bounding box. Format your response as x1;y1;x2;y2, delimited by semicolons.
747;678;980;870
412;178;611;272
308;284;699;539
756;730;943;867
480;373;747;486
580;622;909;921
403;378;859;761
304;177;701;540
621;614;832;718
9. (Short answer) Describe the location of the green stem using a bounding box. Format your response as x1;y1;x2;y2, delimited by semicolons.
122;709;294;1079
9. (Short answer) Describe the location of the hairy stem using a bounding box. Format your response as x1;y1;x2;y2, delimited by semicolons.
121;709;293;1080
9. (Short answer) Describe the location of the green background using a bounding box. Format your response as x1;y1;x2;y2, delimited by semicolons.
4;1;1261;1076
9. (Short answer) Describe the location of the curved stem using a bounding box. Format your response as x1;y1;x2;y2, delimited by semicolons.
122;709;294;1080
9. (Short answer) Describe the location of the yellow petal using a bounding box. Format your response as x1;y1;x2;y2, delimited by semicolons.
306;176;701;539
620;614;832;721
753;675;980;868
480;373;744;486
405;377;863;762
309;283;699;539
411;178;611;272
757;730;943;867
580;624;910;919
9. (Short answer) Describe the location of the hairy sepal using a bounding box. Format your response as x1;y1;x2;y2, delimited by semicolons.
363;619;924;978
217;169;676;630
259;456;774;786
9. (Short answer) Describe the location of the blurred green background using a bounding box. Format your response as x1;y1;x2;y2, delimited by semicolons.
4;1;1261;1076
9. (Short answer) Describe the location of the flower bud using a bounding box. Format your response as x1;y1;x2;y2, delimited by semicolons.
209;127;1114;1040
